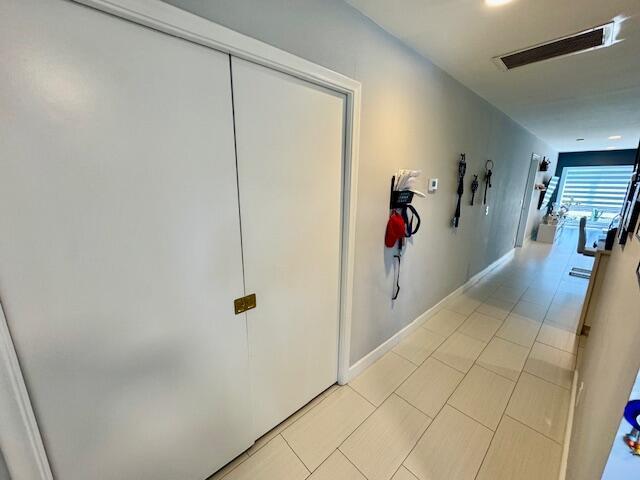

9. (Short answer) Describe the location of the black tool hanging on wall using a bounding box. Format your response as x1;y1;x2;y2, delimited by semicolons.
483;159;494;205
387;174;421;299
453;154;466;228
470;175;479;205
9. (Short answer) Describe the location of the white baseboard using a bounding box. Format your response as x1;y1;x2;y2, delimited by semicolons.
345;248;515;382
559;369;579;480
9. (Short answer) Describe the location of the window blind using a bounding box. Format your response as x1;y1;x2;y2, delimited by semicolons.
559;165;634;213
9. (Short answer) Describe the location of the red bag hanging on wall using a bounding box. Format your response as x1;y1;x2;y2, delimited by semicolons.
385;211;406;248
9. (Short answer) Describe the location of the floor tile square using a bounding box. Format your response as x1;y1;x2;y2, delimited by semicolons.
476;337;529;381
432;333;486;373
349;352;416;406
551;290;584;310
422;309;467;337
448;365;515;430
496;314;541;348
308;450;366;480
476;416;562;480
511;300;548;322
556;279;588;296
340;394;431;480
475;297;514;321
544;303;581;332
396;358;464;417
404;405;492;480
446;295;482;316
393;328;446;365
537;323;579;353
224;435;308;480
457;312;504;342
506;372;570;443
282;386;374;471
491;285;526;303
520;287;555;307
524;342;575;389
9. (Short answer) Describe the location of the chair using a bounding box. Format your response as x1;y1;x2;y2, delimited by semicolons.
570;217;596;278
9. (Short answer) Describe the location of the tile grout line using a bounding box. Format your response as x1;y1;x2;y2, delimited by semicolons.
224;245;586;480
346;382;379;409
244;384;342;458
279;434;312;476
337;446;373;480
394;317;504;477
337;392;431;480
391;325;492;473
472;287;574;479
503;413;566;447
394;309;477;393
469;282;545;480
456;249;585;477
472;325;537;479
445;402;500;433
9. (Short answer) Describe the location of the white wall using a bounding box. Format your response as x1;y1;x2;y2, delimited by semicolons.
162;0;557;365
567;236;640;480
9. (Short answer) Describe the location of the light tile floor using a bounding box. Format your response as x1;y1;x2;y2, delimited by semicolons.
210;227;596;480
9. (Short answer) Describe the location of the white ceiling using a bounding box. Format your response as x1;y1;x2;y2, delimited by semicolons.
345;0;640;153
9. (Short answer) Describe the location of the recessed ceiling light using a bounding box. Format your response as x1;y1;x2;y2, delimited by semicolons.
608;135;622;140
485;0;513;6
606;147;616;150
576;138;585;141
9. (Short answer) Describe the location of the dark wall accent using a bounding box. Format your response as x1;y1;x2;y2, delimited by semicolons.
544;149;638;211
555;149;637;178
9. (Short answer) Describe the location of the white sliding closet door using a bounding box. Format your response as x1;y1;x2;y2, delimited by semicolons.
0;1;252;479
231;58;345;437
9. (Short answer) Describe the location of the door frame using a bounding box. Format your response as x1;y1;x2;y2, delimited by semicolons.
515;154;541;247
0;1;361;478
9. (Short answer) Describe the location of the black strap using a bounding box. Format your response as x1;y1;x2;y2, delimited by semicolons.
454;178;464;228
454;155;466;228
401;204;421;237
392;254;401;300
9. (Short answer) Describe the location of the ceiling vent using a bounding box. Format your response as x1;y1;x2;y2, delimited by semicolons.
494;22;615;70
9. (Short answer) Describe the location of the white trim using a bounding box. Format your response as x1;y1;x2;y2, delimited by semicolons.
73;0;361;94
559;369;579;480
1;1;362;477
345;248;515;382
0;302;53;480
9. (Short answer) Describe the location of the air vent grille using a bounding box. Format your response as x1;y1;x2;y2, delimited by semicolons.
495;23;613;70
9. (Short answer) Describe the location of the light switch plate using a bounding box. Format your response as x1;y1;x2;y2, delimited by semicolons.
428;178;438;193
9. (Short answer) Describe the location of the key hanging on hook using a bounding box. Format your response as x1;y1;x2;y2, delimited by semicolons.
483;159;494;206
453;153;466;228
470;175;479;205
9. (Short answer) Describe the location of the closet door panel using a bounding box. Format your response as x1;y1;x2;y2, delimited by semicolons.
231;58;345;437
0;1;251;479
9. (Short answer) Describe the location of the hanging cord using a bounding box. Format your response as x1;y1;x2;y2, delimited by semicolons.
453;153;466;228
392;251;401;300
483;159;494;205
470;175;479;205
